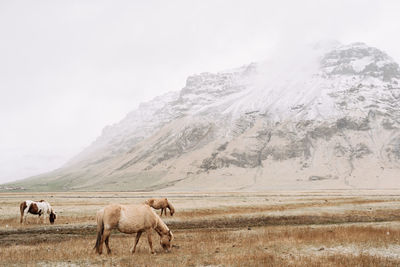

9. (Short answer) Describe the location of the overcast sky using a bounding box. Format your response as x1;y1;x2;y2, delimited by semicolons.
0;0;399;184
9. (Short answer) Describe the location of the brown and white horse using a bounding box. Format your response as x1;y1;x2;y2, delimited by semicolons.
19;200;56;224
94;203;173;255
145;198;175;216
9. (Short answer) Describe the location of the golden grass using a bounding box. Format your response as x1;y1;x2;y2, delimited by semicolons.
176;198;388;219
1;224;399;266
1;191;400;266
2;203;397;231
0;215;96;229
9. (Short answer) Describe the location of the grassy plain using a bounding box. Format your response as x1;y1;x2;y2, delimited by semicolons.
1;190;400;266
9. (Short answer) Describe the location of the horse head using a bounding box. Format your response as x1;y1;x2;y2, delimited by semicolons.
167;201;175;216
160;230;173;252
49;211;56;224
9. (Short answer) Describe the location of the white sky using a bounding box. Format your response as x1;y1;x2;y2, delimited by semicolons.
1;0;399;184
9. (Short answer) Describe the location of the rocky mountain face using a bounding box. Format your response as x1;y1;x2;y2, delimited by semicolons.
13;42;400;191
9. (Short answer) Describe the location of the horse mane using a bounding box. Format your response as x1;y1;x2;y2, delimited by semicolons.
155;214;170;235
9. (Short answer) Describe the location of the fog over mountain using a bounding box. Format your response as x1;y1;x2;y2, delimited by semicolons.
6;41;400;191
2;1;400;187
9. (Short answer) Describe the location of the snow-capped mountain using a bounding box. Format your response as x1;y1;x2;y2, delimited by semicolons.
12;42;400;191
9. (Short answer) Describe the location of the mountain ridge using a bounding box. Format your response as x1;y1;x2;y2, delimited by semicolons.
6;42;400;191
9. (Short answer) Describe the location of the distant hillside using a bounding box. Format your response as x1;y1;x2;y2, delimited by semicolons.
6;42;400;191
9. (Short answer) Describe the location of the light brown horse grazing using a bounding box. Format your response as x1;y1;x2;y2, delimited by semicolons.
145;198;175;217
94;203;173;255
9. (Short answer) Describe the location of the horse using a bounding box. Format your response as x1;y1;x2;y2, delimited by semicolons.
145;198;175;217
94;203;173;255
19;200;56;224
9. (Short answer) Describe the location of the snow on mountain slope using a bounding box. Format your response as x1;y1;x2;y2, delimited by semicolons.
9;42;400;191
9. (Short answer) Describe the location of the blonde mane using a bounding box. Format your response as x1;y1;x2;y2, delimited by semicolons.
154;213;170;235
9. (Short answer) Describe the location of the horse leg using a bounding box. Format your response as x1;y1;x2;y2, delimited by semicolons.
99;229;111;255
105;235;111;254
160;208;163;217
146;230;154;254
130;231;143;254
24;209;29;224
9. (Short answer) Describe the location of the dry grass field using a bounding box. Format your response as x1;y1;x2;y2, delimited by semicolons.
1;190;400;266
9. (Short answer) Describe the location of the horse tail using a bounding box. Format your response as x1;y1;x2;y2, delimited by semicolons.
145;199;154;207
94;210;104;253
19;201;27;223
167;199;175;216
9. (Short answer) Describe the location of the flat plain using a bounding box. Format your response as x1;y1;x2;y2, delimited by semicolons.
1;190;400;266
